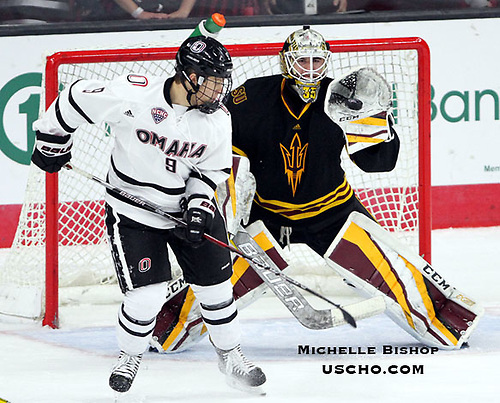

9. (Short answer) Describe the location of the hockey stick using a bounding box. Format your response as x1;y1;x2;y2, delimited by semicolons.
231;225;368;329
63;163;356;327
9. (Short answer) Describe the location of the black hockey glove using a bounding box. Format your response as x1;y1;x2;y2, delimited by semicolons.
177;196;216;246
31;131;72;173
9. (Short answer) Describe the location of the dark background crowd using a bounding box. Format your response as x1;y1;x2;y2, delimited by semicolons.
0;0;497;25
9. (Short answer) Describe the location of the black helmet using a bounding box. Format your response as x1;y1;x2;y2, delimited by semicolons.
175;36;233;114
175;36;233;79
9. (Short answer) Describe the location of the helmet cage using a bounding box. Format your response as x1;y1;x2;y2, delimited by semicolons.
194;75;233;114
279;27;331;103
282;50;330;83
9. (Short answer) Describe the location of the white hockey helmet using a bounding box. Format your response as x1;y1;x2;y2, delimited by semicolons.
279;26;331;103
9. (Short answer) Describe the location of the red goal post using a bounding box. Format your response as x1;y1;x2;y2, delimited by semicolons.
2;37;430;329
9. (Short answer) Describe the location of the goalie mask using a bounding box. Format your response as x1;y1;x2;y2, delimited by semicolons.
279;26;331;103
175;36;233;114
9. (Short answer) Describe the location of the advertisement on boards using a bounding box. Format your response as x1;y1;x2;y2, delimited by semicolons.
1;18;499;247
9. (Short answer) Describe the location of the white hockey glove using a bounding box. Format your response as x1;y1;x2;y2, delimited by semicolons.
31;131;73;173
324;67;392;125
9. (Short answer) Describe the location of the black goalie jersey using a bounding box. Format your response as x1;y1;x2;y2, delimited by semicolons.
227;74;400;231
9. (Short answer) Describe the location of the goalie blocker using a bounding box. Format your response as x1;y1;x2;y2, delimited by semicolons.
324;212;483;350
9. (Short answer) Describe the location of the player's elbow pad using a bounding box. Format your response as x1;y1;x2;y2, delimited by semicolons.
31;131;72;173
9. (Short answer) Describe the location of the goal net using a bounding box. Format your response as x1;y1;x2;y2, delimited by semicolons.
0;37;430;327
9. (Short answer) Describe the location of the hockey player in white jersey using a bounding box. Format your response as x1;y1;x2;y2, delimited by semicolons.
31;36;266;395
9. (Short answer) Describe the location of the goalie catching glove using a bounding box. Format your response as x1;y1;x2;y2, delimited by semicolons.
31;131;72;173
324;68;396;153
325;67;392;123
176;195;216;246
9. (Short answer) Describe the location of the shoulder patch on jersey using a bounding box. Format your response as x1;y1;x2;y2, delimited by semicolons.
151;107;168;124
230;85;247;105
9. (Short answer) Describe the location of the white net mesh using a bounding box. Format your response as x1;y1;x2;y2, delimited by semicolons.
0;41;425;320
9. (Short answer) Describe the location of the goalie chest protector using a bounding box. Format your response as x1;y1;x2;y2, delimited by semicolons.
227;74;398;227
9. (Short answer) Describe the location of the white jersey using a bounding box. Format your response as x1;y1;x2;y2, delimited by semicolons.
33;74;232;229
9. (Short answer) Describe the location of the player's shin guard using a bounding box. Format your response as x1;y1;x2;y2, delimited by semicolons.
324;212;484;350
117;283;167;355
190;279;240;350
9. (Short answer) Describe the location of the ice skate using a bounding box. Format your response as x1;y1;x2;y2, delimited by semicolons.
215;344;266;395
109;351;142;393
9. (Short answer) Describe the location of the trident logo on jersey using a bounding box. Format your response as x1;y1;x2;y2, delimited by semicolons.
151;107;169;124
279;133;308;196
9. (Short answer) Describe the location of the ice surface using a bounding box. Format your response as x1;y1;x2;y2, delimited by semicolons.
0;227;499;403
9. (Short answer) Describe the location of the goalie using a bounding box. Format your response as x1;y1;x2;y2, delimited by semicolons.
152;26;482;353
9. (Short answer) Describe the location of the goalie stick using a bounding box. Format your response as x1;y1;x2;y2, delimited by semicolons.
63;163;358;328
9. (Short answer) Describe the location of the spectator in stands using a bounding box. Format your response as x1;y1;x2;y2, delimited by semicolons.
73;0;196;21
257;0;496;15
114;0;197;19
191;0;262;16
259;0;347;14
333;0;348;12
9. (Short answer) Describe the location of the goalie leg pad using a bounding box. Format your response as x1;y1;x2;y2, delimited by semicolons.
324;212;484;350
216;155;256;237
231;221;292;310
151;278;208;353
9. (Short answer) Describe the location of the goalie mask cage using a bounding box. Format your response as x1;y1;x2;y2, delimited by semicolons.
0;37;430;328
